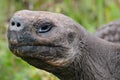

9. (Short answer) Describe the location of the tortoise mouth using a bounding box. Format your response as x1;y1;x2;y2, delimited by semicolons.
9;43;69;68
16;45;38;54
9;43;63;59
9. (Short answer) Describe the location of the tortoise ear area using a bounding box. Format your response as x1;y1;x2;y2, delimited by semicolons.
67;32;76;44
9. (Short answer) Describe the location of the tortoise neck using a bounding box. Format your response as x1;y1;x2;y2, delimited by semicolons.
57;33;118;80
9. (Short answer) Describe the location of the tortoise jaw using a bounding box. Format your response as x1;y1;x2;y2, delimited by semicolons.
9;44;38;57
9;44;69;68
9;43;64;59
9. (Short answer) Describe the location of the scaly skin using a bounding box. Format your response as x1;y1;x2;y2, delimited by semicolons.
8;10;120;80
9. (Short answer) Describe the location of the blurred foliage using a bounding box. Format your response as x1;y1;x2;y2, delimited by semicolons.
0;0;120;80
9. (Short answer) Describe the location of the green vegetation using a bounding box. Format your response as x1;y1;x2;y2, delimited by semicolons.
0;0;120;80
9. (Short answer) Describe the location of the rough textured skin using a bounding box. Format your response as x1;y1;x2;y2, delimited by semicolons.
96;20;120;43
8;10;120;80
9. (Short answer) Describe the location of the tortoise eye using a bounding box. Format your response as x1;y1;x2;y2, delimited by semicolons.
38;23;52;33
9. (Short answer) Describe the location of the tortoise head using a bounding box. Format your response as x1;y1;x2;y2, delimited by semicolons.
8;10;86;74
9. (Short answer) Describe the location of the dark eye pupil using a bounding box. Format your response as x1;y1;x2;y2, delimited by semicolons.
41;25;49;30
38;23;52;33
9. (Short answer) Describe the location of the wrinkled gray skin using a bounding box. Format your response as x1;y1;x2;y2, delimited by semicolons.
8;10;120;80
96;20;120;43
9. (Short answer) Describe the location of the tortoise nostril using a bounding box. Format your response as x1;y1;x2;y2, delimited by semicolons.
11;21;21;27
11;21;15;26
17;22;21;27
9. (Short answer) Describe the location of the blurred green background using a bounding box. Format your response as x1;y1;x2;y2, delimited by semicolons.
0;0;120;80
